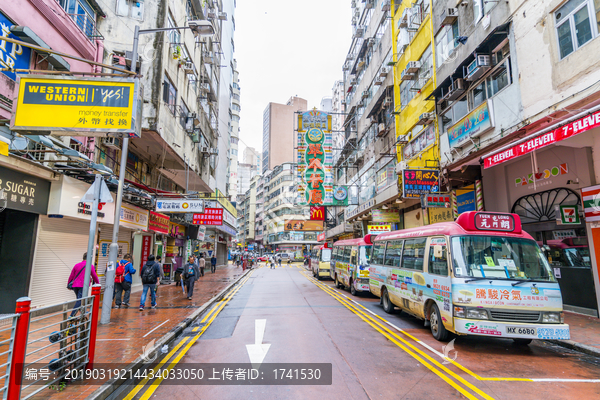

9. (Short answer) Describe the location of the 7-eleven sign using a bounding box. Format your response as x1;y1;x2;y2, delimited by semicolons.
559;205;580;225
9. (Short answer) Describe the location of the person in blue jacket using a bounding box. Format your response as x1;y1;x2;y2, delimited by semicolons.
114;253;136;309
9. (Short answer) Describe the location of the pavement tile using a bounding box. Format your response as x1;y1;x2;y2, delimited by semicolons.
564;312;600;349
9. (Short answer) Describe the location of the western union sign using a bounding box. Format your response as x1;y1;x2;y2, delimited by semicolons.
11;76;142;138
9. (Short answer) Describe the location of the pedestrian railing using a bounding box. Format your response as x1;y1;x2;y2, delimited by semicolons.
5;285;101;400
0;314;18;400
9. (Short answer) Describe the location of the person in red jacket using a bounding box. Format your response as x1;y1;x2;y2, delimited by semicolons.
67;252;99;317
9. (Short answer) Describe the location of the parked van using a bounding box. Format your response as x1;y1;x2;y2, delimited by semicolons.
369;211;570;343
311;245;332;279
330;235;373;295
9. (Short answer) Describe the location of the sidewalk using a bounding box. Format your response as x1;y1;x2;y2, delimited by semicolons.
26;262;246;400
551;311;600;356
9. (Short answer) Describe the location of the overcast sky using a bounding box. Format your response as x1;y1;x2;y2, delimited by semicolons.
235;0;352;159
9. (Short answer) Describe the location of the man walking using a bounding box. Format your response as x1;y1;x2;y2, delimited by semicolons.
184;256;201;300
199;254;206;277
210;254;217;273
67;252;100;317
139;255;161;311
114;253;135;309
277;255;282;268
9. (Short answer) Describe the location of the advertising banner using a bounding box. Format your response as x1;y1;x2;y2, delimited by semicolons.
11;76;142;137
284;220;324;231
372;209;400;223
448;101;493;149
421;194;451;208
120;203;149;230
156;198;204;213
367;224;392;234
149;211;169;234
193;208;223;225
317;232;326;241
402;169;440;198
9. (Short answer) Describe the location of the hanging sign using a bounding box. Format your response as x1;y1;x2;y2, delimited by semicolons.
156;198;204;213
402;169;440;198
317;232;326;241
140;235;152;270
0;12;32;82
310;206;325;220
193;208;223;225
559;205;580;225
11;76;142;138
581;184;600;222
284;220;324;231
485;109;600;168
367;224;392;234
149;211;170;234
421;194;451;208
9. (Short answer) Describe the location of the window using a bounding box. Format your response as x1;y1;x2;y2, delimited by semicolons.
555;0;597;58
428;238;448;276
167;13;181;45
371;243;386;265
179;100;189;128
473;0;495;23
435;21;459;68
470;82;487;110
401;238;427;270
400;80;414;109
384;240;403;267
116;0;144;21
486;63;510;97
163;76;177;114
350;247;358;265
418;46;433;83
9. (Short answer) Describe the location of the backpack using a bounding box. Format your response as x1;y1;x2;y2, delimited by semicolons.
115;261;127;283
141;262;156;284
184;264;195;279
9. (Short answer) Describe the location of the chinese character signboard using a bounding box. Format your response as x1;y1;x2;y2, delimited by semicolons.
11;76;142;138
140;235;152;270
559;205;580;225
367;224;392;234
474;213;515;232
372;209;400;223
149;211;170;234
0;166;50;214
402;169;440;198
120;203;149;230
422;194;451;208
428;208;454;223
310;206;325;220
193;208;223;225
284;220;324;231
156;198;204;213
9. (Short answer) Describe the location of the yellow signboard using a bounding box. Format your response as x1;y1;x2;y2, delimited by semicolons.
428;207;454;224
11;76;141;137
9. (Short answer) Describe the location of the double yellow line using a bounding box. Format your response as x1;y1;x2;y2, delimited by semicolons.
302;272;495;400
123;271;254;400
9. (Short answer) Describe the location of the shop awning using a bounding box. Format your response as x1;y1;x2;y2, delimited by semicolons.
10;27;71;71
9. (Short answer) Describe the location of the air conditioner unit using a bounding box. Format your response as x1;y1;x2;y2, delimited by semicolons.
399;8;410;28
445;78;466;101
101;136;121;149
351;0;357;8
379;67;389;78
365;0;374;9
112;54;126;66
377;123;387;137
367;38;376;47
383;97;393;107
406;61;421;73
395;161;407;174
466;54;491;81
361;90;369;99
374;77;384;86
209;147;218;155
400;68;416;81
441;8;458;25
417;112;435;125
183;61;194;74
218;12;227;20
345;53;355;62
204;55;215;65
200;83;210;92
351;16;358;25
200;146;210;153
350;77;358;85
381;0;391;12
353;26;365;38
207;10;216;19
410;81;423;92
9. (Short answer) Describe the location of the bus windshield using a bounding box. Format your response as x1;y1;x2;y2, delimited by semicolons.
359;245;372;265
451;236;556;282
321;248;332;262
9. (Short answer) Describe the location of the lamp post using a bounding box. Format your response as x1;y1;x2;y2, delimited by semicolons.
100;20;215;324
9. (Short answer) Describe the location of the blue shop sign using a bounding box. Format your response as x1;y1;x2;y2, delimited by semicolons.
0;12;32;81
457;190;476;214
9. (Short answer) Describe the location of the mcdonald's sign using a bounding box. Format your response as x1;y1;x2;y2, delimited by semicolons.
310;206;325;221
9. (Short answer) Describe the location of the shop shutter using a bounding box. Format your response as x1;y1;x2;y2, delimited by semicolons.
97;225;132;289
29;217;91;308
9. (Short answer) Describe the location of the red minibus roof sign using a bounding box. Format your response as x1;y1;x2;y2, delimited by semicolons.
456;211;521;234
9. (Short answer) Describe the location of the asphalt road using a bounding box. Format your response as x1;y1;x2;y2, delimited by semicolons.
119;264;600;400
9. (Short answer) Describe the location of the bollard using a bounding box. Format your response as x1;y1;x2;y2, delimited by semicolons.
87;284;102;371
7;297;31;400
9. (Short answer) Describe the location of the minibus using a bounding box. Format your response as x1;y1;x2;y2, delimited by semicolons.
330;235;373;295
369;211;570;343
311;244;332;279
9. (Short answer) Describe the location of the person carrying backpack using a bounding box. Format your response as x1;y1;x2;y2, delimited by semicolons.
183;256;201;300
139;255;161;311
114;253;135;309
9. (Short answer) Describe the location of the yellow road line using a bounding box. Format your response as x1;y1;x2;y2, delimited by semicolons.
303;273;494;400
129;271;254;400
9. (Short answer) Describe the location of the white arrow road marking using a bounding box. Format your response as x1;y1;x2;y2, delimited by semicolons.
246;319;270;366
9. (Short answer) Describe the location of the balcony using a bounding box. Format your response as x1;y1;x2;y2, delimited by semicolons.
67;13;104;40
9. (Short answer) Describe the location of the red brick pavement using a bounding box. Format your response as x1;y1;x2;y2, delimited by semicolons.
23;263;244;400
564;311;600;350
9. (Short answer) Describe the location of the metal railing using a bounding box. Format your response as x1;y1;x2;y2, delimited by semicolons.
67;13;104;40
0;314;18;400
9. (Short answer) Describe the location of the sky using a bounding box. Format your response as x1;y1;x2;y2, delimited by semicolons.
234;0;352;159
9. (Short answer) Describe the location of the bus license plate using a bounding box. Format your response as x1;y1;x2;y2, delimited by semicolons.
507;326;537;336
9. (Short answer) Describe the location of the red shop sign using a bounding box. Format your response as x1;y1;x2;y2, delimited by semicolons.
193;208;223;225
484;109;600;168
474;212;515;232
149;211;170;234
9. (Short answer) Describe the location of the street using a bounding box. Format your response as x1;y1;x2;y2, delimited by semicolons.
115;264;600;400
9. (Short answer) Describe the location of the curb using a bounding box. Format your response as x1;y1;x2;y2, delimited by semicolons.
547;339;600;357
87;268;251;400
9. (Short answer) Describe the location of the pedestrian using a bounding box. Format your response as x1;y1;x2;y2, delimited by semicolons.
183;255;201;300
155;255;165;297
139;255;161;311
278;255;282;268
211;254;217;273
270;256;275;269
114;253;135;309
199;254;206;277
67;253;100;317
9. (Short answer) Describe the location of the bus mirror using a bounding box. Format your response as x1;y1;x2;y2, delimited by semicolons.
433;245;443;258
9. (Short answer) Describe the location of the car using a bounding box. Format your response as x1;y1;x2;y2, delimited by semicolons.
258;256;268;262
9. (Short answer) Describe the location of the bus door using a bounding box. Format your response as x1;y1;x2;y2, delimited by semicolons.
425;237;453;329
349;246;358;281
395;238;427;317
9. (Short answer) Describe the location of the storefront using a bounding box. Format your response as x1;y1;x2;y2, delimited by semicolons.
33;175;116;308
0;165;51;313
483;145;598;316
167;221;186;272
149;211;170;278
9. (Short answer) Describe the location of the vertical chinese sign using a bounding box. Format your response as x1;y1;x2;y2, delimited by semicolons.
298;109;332;205
140;235;152;270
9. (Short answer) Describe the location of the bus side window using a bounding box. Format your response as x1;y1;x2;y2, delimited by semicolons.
428;239;448;276
350;247;357;265
344;247;352;263
403;238;427;270
384;240;403;267
371;242;386;264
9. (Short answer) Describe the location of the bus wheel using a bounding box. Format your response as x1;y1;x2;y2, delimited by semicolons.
335;275;342;288
430;304;448;341
513;338;533;345
350;280;357;296
382;289;395;314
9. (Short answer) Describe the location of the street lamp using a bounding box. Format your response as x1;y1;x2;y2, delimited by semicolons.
100;20;215;324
